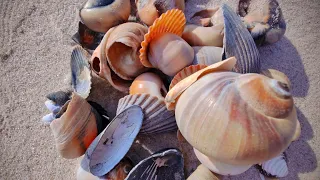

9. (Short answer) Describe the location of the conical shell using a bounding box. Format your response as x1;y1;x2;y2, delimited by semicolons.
187;164;221;180
222;4;261;73
50;93;99;159
166;57;236;110
80;0;131;33
71;46;92;99
169;64;207;90
140;9;186;67
125;149;185;180
117;94;177;134
192;46;223;66
168;65;299;165
81;105;143;177
256;153;288;178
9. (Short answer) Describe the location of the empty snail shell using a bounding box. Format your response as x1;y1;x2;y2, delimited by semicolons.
80;0;131;32
166;58;300;174
136;0;185;26
187;164;221;180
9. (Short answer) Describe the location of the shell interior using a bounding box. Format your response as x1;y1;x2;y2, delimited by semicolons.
81;105;144;177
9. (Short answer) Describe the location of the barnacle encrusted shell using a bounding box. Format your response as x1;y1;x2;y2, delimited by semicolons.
136;0;185;26
80;0;131;32
50;93;100;159
166;58;299;166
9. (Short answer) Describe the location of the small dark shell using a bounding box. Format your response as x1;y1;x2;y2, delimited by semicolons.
46;91;71;107
125;148;185;180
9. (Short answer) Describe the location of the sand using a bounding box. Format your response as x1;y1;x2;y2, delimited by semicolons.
0;0;319;179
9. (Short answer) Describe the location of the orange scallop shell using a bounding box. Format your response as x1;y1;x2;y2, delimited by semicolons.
139;9;186;67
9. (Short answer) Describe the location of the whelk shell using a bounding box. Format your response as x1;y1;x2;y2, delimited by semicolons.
256;153;288;178
125;149;185;180
165;58;300;174
187;164;221;180
80;0;131;33
136;0;185;26
81;105;143;177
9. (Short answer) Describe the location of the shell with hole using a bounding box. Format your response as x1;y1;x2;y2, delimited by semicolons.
90;22;149;92
80;0;131;32
139;9;194;76
136;0;185;26
50;93;109;159
165;57;300;175
117;72;177;134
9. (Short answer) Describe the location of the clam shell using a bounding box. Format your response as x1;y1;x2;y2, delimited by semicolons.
71;46;92;99
192;46;223;66
81;105;143;177
222;4;261;73
139;9;186;67
256;153;288;178
117;94;177;134
125;149;185;180
50;93;99;159
169;64;207;90
187;164;221;180
80;0;131;33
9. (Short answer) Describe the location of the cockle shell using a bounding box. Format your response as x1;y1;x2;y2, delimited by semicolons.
50;93;103;159
139;9;194;76
71;46;92;99
81;105;143;177
125;149;185;180
165;58;300;167
187;164;221;180
136;0;185;26
256;153;288;178
192;46;223;66
80;0;131;33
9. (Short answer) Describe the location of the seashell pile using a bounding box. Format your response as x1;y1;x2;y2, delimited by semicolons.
41;0;301;179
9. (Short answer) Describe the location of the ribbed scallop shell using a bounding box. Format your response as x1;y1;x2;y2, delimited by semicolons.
222;4;261;73
50;93;99;159
256;153;288;178
192;46;223;66
117;94;177;134
169;64;207;90
139;9;186;67
168;69;298;165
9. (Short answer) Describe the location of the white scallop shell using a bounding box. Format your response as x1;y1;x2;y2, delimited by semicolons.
257;153;288;178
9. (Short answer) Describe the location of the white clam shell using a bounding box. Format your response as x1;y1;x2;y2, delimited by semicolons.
257;153;288;178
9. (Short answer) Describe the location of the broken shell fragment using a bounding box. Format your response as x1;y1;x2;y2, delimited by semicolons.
81;105;143;177
136;0;185;26
125;149;185;180
192;46;223;66
187;164;221;180
71;46;92;99
80;0;131;32
256;153;288;178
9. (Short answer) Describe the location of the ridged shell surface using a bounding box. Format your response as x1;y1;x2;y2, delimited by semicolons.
256;153;288;178
117;94;177;134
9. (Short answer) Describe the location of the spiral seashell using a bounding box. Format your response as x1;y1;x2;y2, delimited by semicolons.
81;105;143;177
80;0;131;32
165;59;300;174
71;46;92;99
50;93;105;159
256;153;288;178
187;164;221;180
136;0;185;26
140;9;193;76
125;149;184;180
192;46;223;66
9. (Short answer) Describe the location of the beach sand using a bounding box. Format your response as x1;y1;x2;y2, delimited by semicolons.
0;0;319;179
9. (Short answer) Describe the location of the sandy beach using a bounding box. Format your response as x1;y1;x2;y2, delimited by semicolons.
0;0;319;179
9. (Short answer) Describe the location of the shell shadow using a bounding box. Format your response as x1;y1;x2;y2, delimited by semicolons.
259;37;309;97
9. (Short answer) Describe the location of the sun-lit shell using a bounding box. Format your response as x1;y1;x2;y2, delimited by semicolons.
165;59;300;167
71;46;92;99
50;93;101;159
81;105;143;177
80;0;131;32
140;9;186;68
125;149;184;180
117;94;177;134
256;153;288;178
182;24;224;47
261;69;291;88
187;164;222;180
192;46;223;66
129;72;167;100
136;0;185;26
